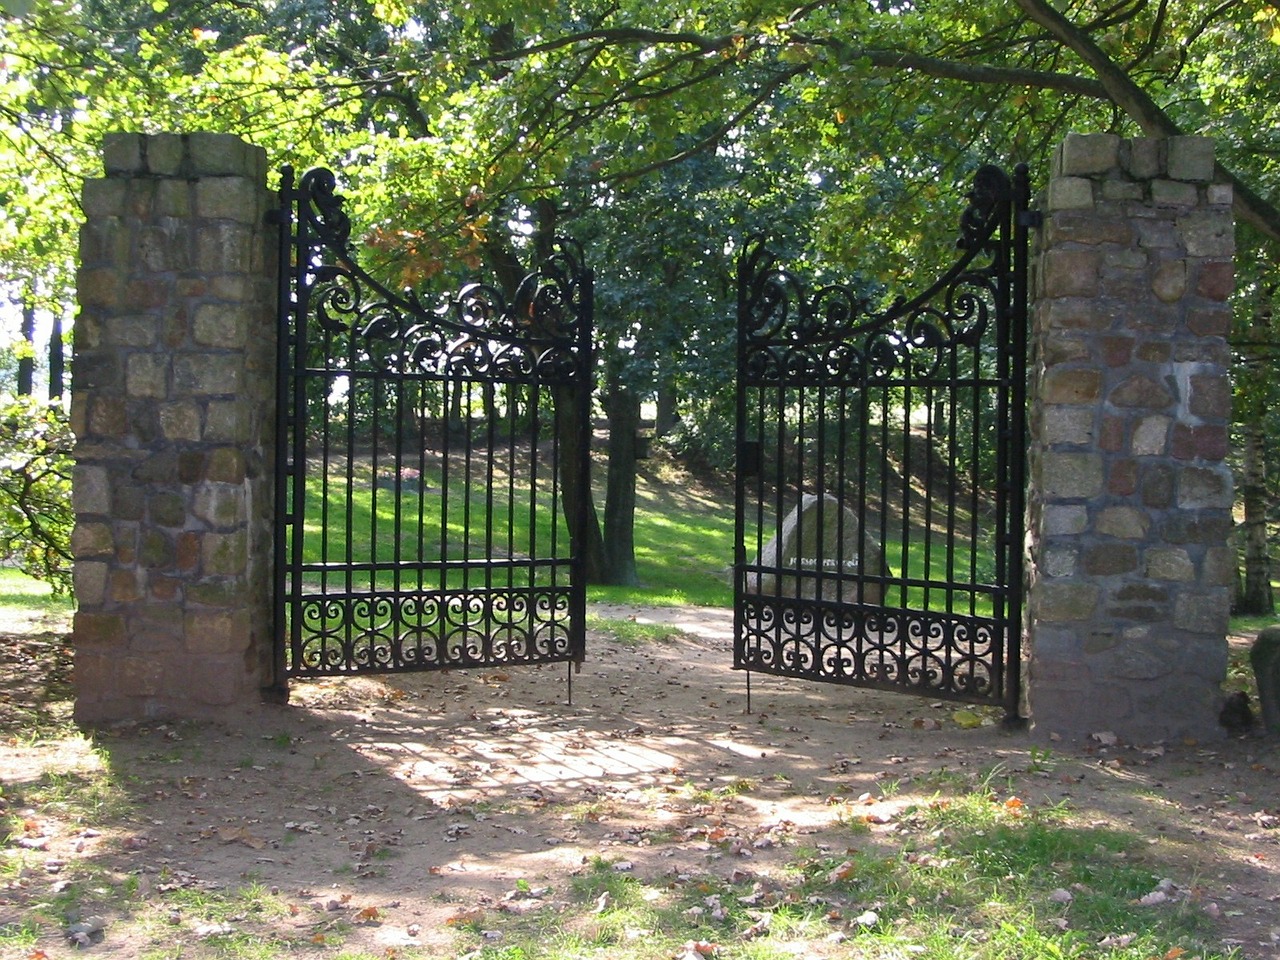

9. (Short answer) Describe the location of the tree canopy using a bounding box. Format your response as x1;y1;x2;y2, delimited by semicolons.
4;0;1280;590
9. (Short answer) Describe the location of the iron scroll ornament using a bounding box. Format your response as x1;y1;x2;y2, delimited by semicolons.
738;165;1012;387
294;166;590;381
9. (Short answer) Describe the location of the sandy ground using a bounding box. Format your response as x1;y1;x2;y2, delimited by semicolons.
1;604;1278;958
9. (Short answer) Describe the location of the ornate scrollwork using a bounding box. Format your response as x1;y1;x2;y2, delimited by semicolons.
295;168;589;386
735;597;1007;704
739;166;1012;388
290;586;576;676
299;168;352;251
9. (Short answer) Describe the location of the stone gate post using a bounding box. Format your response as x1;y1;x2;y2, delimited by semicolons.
1027;134;1235;742
72;133;276;721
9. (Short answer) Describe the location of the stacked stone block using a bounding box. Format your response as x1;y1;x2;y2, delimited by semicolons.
72;133;276;721
1027;134;1234;741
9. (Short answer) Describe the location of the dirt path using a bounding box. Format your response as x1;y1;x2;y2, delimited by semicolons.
2;607;1278;958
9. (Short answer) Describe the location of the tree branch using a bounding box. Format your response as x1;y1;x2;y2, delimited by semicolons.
849;48;1108;98
1014;0;1280;244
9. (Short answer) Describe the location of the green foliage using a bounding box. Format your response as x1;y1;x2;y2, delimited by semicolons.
0;395;72;594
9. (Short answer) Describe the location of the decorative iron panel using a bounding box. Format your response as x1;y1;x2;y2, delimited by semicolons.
734;165;1030;719
272;167;592;682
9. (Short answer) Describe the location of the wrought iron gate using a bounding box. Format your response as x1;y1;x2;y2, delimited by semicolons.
272;167;592;683
734;165;1030;720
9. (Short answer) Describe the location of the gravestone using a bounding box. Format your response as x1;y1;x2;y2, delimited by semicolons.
1251;627;1280;733
748;493;886;603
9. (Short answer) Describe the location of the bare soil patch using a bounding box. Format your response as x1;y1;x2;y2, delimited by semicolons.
1;607;1277;958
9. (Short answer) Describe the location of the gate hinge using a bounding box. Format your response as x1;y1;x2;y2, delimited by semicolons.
1018;210;1044;229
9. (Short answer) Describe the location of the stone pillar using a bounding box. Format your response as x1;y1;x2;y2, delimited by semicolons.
72;133;277;722
1027;134;1234;742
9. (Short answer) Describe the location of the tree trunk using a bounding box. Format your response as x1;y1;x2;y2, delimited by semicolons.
47;312;64;400
603;374;641;585
17;300;35;397
655;375;679;437
554;382;607;582
1236;417;1273;614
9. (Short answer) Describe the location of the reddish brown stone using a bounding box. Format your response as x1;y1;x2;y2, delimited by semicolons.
1141;463;1175;508
205;447;247;484
1043;249;1101;298
1108;458;1138;495
176;278;209;298
1171;423;1229;461
124;277;170;309
1186;306;1231;338
1196;260;1234;301
1161;511;1233;544
109;569;141;603
178;451;206;484
1109;374;1173;409
176;531;201;571
1134;340;1172;363
164;306;189;349
1130;304;1179;334
1083;543;1138;576
1189;374;1231;420
150;574;182;601
1099;335;1134;366
1046;213;1133;246
1099;415;1126;453
1046;299;1113;332
74;611;127;647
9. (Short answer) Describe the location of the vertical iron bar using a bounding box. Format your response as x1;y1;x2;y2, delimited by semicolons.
1004;164;1032;722
733;252;749;675
484;381;497;664
271;165;296;691
344;325;359;670
572;266;595;667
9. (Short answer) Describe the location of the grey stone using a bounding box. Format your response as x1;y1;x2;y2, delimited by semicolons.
187;132;251;175
1123;138;1162;179
1179;465;1233;510
1041;504;1088;536
1144;546;1194;581
1046;178;1095;211
1058;133;1119;176
747;494;888;604
144;133;186;176
1173;588;1231;634
1151;180;1198;207
1167;136;1215;182
102;133;143;174
1040;451;1103;498
1178;210;1234;258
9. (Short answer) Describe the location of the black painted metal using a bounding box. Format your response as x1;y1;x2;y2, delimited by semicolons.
734;165;1030;719
273;167;592;681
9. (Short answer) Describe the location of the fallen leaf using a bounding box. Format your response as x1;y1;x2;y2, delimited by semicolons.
1098;933;1135;948
742;915;770;938
826;860;856;882
217;826;267;849
675;940;719;959
356;906;380;922
194;921;234;938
